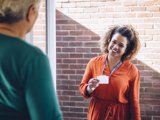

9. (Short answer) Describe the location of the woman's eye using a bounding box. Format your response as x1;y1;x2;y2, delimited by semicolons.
112;41;116;43
119;44;124;47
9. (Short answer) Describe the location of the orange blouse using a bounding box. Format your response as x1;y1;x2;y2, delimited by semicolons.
79;54;141;120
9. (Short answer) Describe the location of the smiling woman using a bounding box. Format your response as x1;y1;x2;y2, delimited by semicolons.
79;25;141;120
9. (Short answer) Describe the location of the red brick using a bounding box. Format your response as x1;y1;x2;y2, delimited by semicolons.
76;25;90;30
60;107;69;112
83;19;98;24
129;18;145;23
76;102;90;107
63;112;77;117
154;60;160;65
70;65;83;69
56;59;62;63
57;69;62;74
56;48;61;52
131;7;146;11
34;42;45;47
76;2;90;7
83;42;98;47
63;59;76;63
99;7;114;12
70;97;84;101
84;8;98;13
137;30;145;35
70;107;83;112
77;113;87;118
98;19;113;24
153;94;160;99
58;96;69;101
56;42;68;47
121;13;136;18
123;1;137;6
139;48;152;53
139;35;152;41
56;37;62;41
56;25;61;30
77;59;90;64
145;65;160;71
62;91;76;96
62;70;75;74
70;75;83;80
138;1;155;6
84;54;98;58
137;13;153;18
145;88;160;93
154;13;160;17
90;2;105;7
56;20;68;24
70;31;83;35
153;82;160;87
114;7;129;12
57;64;69;69
153;117;160;120
141;116;151;120
62;80;76;85
69;42;83;47
62;3;75;8
76;14;90;19
56;85;69;90
145;77;160;82
57;75;68;79
106;1;122;6
145;18;160;23
68;85;79;90
62;48;75;52
91;48;101;53
76;48;90;52
140;93;153;98
147;6;160;11
146;30;160;35
69;8;83;13
84;31;97;35
153;72;160;77
63;101;76;106
146;111;160;116
107;13;121;18
70;54;83;58
140;71;152;76
62;25;75;30
33;31;46;36
76;70;85;74
56;31;68;36
136;65;145;70
137;24;153;29
145;100;160;105
140;104;152;110
61;14;76;20
146;42;160;47
153;105;160;110
91;14;106;18
77;36;91;41
63;37;76;41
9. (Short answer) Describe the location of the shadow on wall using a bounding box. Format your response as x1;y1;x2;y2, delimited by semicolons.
56;10;160;120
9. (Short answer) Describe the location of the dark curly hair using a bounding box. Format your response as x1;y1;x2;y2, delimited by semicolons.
100;24;141;61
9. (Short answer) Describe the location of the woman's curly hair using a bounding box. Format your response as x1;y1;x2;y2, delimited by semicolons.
100;24;141;62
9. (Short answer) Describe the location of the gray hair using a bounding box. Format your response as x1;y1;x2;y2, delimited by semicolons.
0;0;41;24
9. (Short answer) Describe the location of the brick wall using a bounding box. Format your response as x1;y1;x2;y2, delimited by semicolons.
35;0;160;120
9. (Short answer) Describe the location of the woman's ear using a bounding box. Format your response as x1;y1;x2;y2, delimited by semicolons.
26;5;36;22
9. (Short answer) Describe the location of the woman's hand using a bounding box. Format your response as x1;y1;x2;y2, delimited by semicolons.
87;78;100;94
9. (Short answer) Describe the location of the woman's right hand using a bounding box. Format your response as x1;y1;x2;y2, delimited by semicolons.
87;78;100;94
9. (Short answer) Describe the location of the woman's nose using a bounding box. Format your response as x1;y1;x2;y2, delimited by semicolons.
113;44;118;49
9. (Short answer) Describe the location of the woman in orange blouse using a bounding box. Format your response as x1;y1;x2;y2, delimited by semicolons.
79;25;141;120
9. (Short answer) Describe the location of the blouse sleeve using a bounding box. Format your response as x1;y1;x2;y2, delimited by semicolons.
23;55;63;120
79;59;95;98
129;71;141;120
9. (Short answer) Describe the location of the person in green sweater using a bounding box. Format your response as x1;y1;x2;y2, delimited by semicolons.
0;0;63;120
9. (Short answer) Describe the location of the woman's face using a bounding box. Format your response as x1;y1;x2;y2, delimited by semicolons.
108;33;128;60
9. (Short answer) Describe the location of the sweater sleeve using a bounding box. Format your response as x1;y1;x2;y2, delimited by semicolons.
23;55;63;120
129;71;141;120
79;59;95;98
